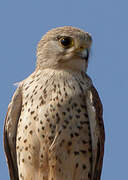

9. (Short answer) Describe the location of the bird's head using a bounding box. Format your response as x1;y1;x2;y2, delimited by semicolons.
36;26;92;72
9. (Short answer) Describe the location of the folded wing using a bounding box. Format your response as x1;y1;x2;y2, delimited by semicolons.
86;85;105;180
4;85;22;180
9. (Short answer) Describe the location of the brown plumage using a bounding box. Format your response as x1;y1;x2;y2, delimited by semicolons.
4;26;105;180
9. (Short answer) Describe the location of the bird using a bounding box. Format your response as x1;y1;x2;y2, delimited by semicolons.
4;26;105;180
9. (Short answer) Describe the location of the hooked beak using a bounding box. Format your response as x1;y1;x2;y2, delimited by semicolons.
73;39;90;62
80;48;89;62
75;48;90;62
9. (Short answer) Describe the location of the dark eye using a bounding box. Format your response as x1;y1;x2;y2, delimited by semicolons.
59;36;74;48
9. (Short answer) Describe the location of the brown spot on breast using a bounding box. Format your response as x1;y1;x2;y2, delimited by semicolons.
40;99;45;106
33;116;37;120
28;156;31;160
20;173;23;178
36;78;40;81
31;111;34;115
24;139;27;143
47;118;50;122
25;147;28;151
25;86;29;90
29;130;33;135
29;80;34;85
39;95;43;100
18;137;21;141
26;94;29;98
44;113;48;117
33;89;36;93
65;92;68;97
40;85;43;89
57;103;61;107
34;91;37;95
25;102;27;106
58;91;62;95
25;125;28;129
41;154;43;158
55;96;58;100
42;126;45;130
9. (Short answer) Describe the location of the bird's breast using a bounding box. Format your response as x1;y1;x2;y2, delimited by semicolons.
16;70;92;178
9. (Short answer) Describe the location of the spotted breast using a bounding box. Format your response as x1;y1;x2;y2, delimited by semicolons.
16;69;92;180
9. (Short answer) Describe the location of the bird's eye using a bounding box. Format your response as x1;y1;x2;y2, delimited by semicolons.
59;36;74;49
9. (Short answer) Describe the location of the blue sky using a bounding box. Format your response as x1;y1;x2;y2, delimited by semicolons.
0;0;127;179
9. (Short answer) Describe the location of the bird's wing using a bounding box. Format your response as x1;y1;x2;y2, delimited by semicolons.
86;85;105;180
4;85;22;180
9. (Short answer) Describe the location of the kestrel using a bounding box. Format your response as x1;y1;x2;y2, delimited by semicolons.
4;26;105;180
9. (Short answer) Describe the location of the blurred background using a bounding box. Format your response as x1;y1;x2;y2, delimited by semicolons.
0;0;127;179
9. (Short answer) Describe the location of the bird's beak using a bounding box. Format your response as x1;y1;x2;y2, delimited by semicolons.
80;48;89;61
73;38;91;62
74;46;89;62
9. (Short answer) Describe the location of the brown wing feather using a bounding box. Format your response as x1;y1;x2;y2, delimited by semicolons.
3;85;22;180
90;85;105;180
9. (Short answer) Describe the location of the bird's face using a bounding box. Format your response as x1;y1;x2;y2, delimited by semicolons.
36;26;92;72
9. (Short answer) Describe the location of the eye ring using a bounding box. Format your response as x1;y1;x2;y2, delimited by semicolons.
58;36;74;49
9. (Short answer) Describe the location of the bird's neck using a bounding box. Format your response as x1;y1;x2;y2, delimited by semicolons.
36;59;88;73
